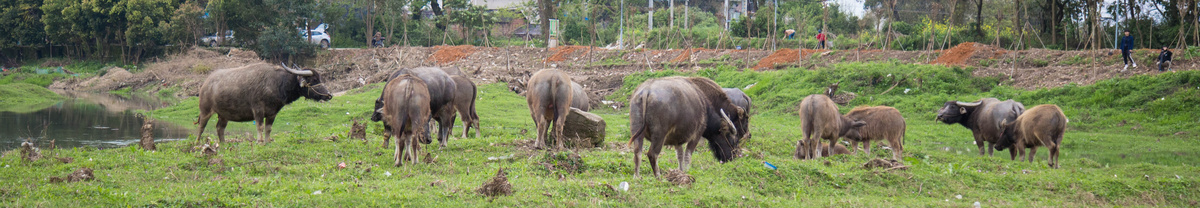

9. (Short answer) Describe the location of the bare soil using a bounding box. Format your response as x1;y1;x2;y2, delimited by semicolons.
53;44;1195;101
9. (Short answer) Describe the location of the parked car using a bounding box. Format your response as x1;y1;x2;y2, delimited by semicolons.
200;30;235;47
301;30;331;49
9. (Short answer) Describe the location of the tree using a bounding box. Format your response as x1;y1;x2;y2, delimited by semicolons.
0;0;46;49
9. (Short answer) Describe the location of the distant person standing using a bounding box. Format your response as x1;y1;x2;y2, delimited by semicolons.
372;32;387;48
816;30;827;49
1120;31;1136;70
1157;46;1172;72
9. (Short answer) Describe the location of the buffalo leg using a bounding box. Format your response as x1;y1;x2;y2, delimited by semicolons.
253;113;265;143
438;109;455;149
472;118;481;138
195;111;213;146
632;135;644;178
864;140;873;156
381;123;392;149
394;132;403;167
552;105;569;150
647;145;663;177
264;116;276;143
974;134;986;156
532;110;549;149
1027;147;1038;163
215;118;229;144
1049;145;1060;168
889;138;903;160
986;142;996;156
1009;146;1020;161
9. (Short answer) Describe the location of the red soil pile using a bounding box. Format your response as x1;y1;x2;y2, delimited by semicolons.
545;45;592;63
753;48;827;69
671;48;710;63
930;42;978;65
430;45;477;64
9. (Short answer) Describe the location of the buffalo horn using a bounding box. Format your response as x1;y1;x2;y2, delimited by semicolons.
281;62;314;76
955;101;983;107
721;109;736;134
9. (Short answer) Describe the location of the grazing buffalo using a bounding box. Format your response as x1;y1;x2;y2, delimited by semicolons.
570;81;590;111
722;88;752;140
372;67;457;149
450;75;480;138
795;94;865;160
629;76;744;177
996;104;1067;168
794;139;851;158
843;106;906;160
378;74;432;166
526;69;573;149
196;63;332;144
936;98;1025;157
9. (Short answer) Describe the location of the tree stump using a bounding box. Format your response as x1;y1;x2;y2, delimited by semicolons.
554;107;606;148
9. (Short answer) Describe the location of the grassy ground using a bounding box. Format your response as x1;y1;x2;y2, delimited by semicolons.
2;64;1198;206
0;83;63;113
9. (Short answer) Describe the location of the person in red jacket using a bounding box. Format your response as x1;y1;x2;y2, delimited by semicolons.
816;29;827;49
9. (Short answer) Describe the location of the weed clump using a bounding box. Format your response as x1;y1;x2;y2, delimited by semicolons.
538;151;587;174
20;142;41;162
49;168;95;183
664;169;694;185
863;158;906;170
476;168;513;199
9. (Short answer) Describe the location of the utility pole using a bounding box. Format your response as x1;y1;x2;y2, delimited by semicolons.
649;0;654;31
685;0;689;29
670;0;675;28
723;0;730;30
772;0;778;50
619;0;625;48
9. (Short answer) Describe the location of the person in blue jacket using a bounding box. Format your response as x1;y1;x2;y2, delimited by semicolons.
1120;31;1136;70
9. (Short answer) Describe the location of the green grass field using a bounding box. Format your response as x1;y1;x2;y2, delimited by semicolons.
2;63;1199;206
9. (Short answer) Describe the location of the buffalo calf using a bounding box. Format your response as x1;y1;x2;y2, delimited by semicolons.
796;94;865;160
843;106;906;160
996;104;1067;168
450;75;480;138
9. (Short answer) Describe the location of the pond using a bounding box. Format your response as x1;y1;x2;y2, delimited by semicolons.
0;91;192;151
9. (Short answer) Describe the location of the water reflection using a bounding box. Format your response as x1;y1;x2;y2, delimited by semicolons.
0;91;191;151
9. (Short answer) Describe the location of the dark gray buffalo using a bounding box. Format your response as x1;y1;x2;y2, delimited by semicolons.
526;69;573;149
570;81;590;111
936;98;1025;157
629;76;744;177
372;67;457;149
722;88;752;140
196;63;332;144
450;75;480;138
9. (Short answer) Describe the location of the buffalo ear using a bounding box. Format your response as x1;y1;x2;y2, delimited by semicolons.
958;107;967;114
851;121;867;128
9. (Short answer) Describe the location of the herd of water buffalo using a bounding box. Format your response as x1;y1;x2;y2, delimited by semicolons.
192;63;1069;177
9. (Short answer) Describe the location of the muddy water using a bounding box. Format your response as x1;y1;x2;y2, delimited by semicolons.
0;91;191;151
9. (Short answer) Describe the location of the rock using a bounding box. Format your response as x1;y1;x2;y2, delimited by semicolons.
556;107;606;148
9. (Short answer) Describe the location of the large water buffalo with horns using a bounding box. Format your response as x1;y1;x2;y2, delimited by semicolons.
372;67;457;149
449;75;480;138
723;88;752;140
996;104;1067;168
196;63;332;144
526;69;573;149
936;98;1025;157
570;81;590;111
795;94;865;160
629;76;745;177
378;74;432;166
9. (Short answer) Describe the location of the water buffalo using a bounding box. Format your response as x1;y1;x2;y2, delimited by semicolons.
936;98;1025;157
371;67;457;149
795;94;865;160
794;139;851;158
450;75;480;138
629;76;744;177
722;88;752;140
843;106;906;160
570;81;590;111
526;69;573;149
996;104;1067;168
378;74;432;166
196;63;332;144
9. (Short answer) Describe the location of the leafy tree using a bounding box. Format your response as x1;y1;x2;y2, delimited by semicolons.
0;0;46;49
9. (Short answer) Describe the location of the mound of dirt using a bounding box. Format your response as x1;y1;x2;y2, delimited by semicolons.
476;168;513;199
430;45;476;64
670;48;713;63
753;48;827;69
863;158;907;170
50;167;95;183
546;45;595;63
664;169;694;185
930;42;978;65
